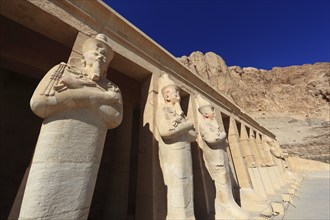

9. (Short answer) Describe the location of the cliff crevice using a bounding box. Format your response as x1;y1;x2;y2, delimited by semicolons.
179;52;330;163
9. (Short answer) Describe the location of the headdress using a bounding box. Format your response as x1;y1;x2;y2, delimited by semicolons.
159;74;179;97
197;95;213;115
82;34;114;61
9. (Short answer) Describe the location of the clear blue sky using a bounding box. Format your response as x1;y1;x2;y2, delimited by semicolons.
104;0;330;70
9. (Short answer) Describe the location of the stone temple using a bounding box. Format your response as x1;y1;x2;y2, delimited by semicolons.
0;1;308;219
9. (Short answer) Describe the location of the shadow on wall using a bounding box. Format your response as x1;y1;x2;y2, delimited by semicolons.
0;68;42;219
191;141;216;220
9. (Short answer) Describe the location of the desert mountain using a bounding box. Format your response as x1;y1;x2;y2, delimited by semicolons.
178;52;330;163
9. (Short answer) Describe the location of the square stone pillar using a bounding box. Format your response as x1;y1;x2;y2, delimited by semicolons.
261;137;284;191
240;124;268;199
255;133;269;166
248;129;264;167
135;74;167;220
239;124;255;168
228;118;273;215
186;95;212;219
227;117;252;189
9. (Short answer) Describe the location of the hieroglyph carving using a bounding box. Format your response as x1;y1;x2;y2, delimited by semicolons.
19;34;123;220
156;74;196;220
196;95;250;220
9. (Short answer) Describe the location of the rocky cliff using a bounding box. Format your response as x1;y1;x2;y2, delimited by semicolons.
178;52;330;163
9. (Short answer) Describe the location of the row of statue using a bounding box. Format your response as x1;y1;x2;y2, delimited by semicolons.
18;34;299;220
156;73;254;219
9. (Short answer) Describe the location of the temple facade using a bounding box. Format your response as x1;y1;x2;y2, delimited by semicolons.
0;1;300;219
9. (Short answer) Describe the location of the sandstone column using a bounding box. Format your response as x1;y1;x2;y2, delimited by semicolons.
195;95;251;219
19;34;123;219
247;129;270;198
249;131;288;214
155;74;196;220
228;117;252;189
263;137;286;189
135;74;169;220
248;129;264;167
227;117;273;216
261;136;282;192
255;134;269;166
270;140;287;175
271;140;301;185
240;124;268;199
239;124;256;168
254;133;277;196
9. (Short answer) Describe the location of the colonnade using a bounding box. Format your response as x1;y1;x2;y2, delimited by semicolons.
141;73;303;219
1;1;306;218
17;32;303;220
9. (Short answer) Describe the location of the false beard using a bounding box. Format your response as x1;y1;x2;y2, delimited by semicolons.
90;60;102;81
173;102;185;117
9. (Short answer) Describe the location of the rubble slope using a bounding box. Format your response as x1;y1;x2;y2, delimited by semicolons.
178;52;330;163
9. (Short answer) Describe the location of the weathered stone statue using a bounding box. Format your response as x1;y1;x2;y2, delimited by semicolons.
19;34;123;219
156;74;196;220
196;95;251;220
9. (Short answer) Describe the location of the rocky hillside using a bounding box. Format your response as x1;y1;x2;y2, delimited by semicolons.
178;52;330;163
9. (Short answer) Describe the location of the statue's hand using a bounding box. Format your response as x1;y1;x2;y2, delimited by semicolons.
175;116;184;123
185;120;195;129
188;129;196;137
60;76;85;89
187;129;197;142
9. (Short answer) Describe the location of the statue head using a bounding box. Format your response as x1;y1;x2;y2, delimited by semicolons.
197;95;215;120
82;34;114;81
159;74;180;105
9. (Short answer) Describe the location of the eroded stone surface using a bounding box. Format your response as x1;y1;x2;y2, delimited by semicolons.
179;52;330;163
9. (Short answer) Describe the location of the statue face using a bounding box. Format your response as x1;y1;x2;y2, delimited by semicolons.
203;106;216;120
164;86;180;105
84;49;107;68
83;49;109;81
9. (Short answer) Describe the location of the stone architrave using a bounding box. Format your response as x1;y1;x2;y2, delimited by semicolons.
155;74;196;220
19;34;123;220
196;95;251;220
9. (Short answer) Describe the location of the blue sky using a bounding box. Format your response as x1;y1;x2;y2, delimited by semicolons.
104;0;330;70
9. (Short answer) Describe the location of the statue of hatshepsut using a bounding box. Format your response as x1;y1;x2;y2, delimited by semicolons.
196;95;251;220
156;74;197;220
19;34;123;220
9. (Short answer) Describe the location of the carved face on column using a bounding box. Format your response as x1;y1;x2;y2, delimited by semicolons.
199;105;216;120
83;49;107;67
82;34;114;81
163;85;181;105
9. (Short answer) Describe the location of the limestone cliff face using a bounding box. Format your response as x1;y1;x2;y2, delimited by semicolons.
178;52;330;163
